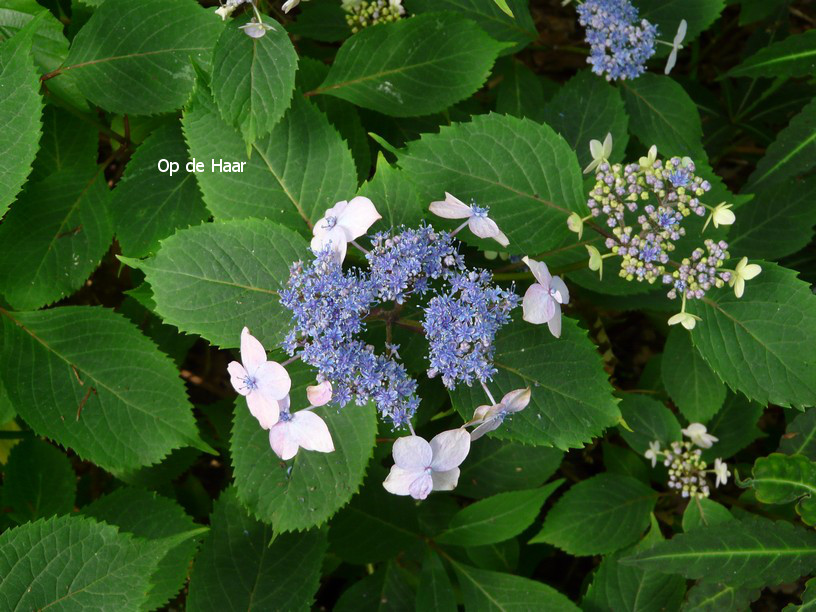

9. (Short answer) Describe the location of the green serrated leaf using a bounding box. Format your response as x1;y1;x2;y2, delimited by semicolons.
437;481;563;547
727;30;816;80
603;442;651;483
494;58;555;120
315;13;506;116
124;219;309;349
211;16;297;147
30;105;97;181
0;306;201;471
618;394;682;455
703;392;764;461
687;263;816;410
784;577;816;611
622;516;816;588
681;498;733;532
530;473;657;556
61;0;222;115
357;154;424;230
747;453;816;525
398;112;584;254
450;317;620;450
286;0;350;43
779;408;816;460
187;488;326;612
335;562;415;612
681;581;760;612
417;551;457;612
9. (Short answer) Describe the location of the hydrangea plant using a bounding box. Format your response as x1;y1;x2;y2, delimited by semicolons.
0;0;815;609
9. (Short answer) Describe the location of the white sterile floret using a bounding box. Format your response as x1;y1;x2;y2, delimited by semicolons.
586;245;604;279
268;396;335;460
667;311;701;330
383;429;471;500
664;19;687;75
428;192;509;247
639;145;658;169
729;257;762;299
713;458;730;487
583;133;613;174
227;327;291;429
306;381;333;406
682;422;718;449
645;440;660;467
215;5;235;19
240;18;276;38
521;256;569;338
311;196;382;263
469;388;531;440
282;0;301;12
703;202;735;231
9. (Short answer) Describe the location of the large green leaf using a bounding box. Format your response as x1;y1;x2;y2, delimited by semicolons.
334;563;415;612
746;453;816;525
687;263;816;410
314;13;506;117
436;482;563;547
231;362;377;532
622;516;816;588
618;394;682;455
417;551;457;612
357;154;424;230
0;167;112;310
211;17;297;146
0;16;41;220
82;487;205;611
450;318;620;450
30;105;97;181
682;498;733;532
0;306;203;471
620;74;706;159
745;98;816;190
634;0;725;53
123;219;308;349
187;488;326;612
494;58;554;120
397;112;584;254
703;392;764;461
183;83;357;229
111;122;209;258
530;473;657;556
61;0;222;115
779;408;816;460
3;438;76;524
682;582;760;612
0;515;162;611
727;30;816;80
662;328;726;424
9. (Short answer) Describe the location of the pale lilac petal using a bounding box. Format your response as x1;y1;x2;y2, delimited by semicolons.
431;468;460;491
467;216;502;240
429;192;473;219
306;381;333;407
493;230;510;247
310;225;348;262
470;419;502;441
501;388;531;413
522;256;552;289
269;422;300;460
408;473;434;500
383;466;424;496
246;392;280;430
337;196;381;241
288;410;334;453
547;304;563;338
471;404;496;423
392;435;433;470
254;361;291;401
522;283;556;325
549;276;569;304
227;361;250;396
240;327;267;372
429;429;470;472
324;200;349;220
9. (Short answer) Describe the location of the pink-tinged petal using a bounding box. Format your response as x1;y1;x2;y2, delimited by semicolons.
306;381;333;406
470;418;501;441
501;388;531;413
269;422;300;460
246;392;280;430
429;429;470;472
429;192;473;219
240;327;267;372
289;410;334;454
227;361;250;396
547;304;563;338
408;473;434;500
393;435;433;470
431;468;460;492
467;216;502;240
549;276;570;305
522;256;552;289
254;361;291;401
337;196;381;241
522;283;556;325
383;465;423;496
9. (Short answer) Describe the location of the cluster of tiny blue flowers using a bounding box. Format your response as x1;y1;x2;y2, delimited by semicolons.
423;270;519;389
576;0;658;81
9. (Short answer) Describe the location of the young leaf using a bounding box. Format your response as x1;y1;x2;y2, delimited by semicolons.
111;122;209;258
231;362;377;532
0;306;203;472
530;473;657;556
187;488;326;612
0;167;112;310
436;481;563;547
681;582;760;612
618;394;682;454
82;487;205;611
0;16;42;220
779;408;816;460
62;0;222;115
451;561;580;611
416;551;457;612
681;498;732;532
662;327;726;424
183;84;357;230
622;516;816;588
211;17;297;147
123;219;309;349
314;13;506;117
398;113;584;254
727;30;816;80
0;515;161;610
746;453;816;525
687;263;816;410
3;438;76;524
450;318;620;450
